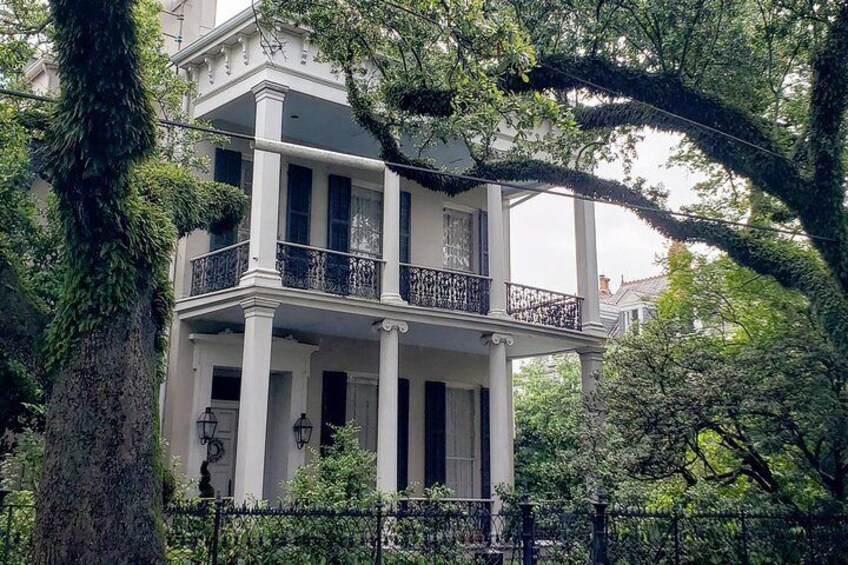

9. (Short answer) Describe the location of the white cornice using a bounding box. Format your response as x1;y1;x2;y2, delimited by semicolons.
172;8;256;66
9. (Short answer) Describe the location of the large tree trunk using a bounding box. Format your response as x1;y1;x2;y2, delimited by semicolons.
32;289;164;564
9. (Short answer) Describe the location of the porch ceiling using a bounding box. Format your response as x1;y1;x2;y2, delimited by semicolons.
178;290;598;359
205;91;497;176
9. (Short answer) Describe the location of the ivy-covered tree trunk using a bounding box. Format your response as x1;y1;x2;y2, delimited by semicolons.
30;0;162;562
32;291;164;563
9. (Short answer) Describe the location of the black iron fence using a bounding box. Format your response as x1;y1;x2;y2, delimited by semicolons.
401;264;491;314
506;283;582;331
5;496;847;564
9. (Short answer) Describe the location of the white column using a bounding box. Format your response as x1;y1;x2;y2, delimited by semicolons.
234;297;279;501
574;198;603;332
483;332;514;505
487;184;508;318
374;318;409;492
381;168;405;305
241;81;287;289
577;346;605;415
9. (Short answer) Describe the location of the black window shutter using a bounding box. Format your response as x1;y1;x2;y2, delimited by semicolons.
478;210;489;276
210;148;243;250
327;175;352;252
480;388;491;499
286;164;312;245
320;371;348;449
424;381;447;487
397;378;410;491
400;191;412;263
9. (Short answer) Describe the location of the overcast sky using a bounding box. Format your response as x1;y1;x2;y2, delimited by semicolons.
216;3;704;296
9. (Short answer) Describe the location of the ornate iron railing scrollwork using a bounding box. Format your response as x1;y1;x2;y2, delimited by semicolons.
190;242;250;296
400;264;490;314
276;242;381;300
507;283;583;330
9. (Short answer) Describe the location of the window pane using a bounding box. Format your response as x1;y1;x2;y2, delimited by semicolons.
443;209;473;272
446;388;475;498
350;188;383;257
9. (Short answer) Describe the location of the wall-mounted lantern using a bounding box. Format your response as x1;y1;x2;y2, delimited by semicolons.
293;413;313;450
196;407;218;445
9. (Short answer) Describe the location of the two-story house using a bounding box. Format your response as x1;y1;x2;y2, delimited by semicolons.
147;5;607;505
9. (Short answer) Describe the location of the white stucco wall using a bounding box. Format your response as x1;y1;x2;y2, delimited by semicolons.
166;331;491;498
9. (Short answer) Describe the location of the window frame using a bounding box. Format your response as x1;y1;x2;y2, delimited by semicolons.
443;205;475;273
349;185;384;259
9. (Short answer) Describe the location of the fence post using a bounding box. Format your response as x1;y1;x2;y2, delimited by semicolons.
375;496;384;565
210;493;223;565
590;489;609;565
519;493;535;565
738;509;749;565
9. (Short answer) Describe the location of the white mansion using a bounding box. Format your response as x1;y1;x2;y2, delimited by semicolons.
29;2;607;504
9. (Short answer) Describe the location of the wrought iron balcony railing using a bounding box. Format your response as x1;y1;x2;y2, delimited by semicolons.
400;264;490;315
187;245;584;333
276;242;381;300
507;282;583;330
190;241;249;296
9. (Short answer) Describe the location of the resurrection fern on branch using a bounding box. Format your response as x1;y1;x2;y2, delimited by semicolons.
258;0;848;366
30;1;247;563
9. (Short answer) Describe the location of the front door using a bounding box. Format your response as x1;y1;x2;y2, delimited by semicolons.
207;400;239;497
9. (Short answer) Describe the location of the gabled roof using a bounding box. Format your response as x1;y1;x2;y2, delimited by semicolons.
600;274;668;306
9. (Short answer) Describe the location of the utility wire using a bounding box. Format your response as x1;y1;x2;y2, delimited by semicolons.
0;87;255;141
0;84;827;242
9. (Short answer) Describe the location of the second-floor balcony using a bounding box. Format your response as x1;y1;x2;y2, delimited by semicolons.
188;241;583;331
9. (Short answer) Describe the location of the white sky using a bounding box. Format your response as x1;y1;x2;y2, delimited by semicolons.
215;3;703;295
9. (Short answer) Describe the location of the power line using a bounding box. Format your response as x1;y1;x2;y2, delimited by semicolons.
0;85;821;242
0;84;826;242
368;0;795;165
0;87;255;141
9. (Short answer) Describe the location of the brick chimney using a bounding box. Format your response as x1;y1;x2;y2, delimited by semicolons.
599;274;611;295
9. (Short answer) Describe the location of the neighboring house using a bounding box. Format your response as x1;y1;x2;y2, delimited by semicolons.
27;3;608;504
599;274;668;336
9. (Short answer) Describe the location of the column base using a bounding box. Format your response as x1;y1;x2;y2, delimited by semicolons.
580;321;606;335
380;293;408;306
240;268;283;289
487;309;511;320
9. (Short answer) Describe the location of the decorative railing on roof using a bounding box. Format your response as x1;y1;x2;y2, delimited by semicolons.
276;242;381;300
190;241;249;296
400;264;490;315
507;282;582;330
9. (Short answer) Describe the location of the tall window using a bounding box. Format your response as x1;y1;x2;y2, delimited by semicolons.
445;387;476;498
443;208;473;272
346;375;378;452
350;187;383;257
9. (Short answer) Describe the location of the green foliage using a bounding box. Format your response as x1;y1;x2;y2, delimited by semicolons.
513;356;591;499
0;490;36;565
1;426;43;493
605;252;848;511
286;422;379;508
259;0;581;185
